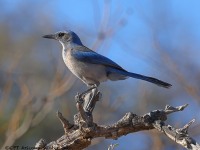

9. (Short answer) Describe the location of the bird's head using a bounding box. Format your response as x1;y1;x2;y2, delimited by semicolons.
43;30;82;46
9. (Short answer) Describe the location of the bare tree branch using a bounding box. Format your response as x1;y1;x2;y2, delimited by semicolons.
35;89;199;150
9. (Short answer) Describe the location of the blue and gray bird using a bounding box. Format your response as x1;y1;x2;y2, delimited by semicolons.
43;30;171;89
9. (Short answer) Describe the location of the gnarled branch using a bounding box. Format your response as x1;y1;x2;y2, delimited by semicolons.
35;89;199;150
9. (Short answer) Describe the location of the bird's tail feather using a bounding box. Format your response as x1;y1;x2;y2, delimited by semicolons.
125;71;171;88
107;68;171;88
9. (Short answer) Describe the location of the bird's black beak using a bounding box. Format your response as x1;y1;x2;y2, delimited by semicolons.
42;34;56;39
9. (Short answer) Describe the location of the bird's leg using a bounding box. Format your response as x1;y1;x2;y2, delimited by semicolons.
81;86;97;97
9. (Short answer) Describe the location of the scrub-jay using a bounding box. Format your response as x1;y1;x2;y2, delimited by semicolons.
43;30;171;89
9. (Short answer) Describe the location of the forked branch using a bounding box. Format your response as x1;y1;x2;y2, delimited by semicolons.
35;89;199;150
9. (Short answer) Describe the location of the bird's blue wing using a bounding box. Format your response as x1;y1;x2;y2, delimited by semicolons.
71;49;125;71
71;47;171;88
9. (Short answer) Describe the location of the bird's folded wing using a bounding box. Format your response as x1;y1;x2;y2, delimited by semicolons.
71;48;126;71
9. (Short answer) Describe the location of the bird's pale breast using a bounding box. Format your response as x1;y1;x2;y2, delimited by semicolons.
62;49;108;85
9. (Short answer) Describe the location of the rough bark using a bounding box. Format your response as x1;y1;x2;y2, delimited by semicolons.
35;88;200;150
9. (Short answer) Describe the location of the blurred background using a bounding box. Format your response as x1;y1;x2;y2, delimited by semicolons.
0;0;200;149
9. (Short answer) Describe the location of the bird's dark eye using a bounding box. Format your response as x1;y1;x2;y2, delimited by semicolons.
58;33;65;37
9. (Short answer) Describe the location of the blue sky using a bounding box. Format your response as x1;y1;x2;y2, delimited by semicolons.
1;0;200;149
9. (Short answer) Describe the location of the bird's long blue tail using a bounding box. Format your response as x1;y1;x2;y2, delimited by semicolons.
126;72;171;88
108;68;171;88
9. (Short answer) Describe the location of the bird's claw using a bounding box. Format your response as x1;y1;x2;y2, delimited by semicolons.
75;92;84;104
75;87;98;104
